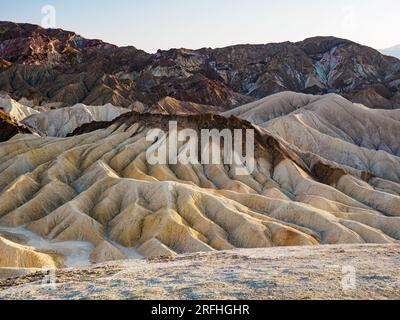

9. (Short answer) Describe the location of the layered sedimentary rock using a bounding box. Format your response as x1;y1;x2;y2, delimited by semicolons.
381;45;400;59
0;236;60;269
1;21;400;109
0;110;399;268
22;103;129;137
0;108;34;142
225;92;400;184
0;94;38;141
1;244;399;300
139;96;224;115
12;97;221;137
0;94;39;121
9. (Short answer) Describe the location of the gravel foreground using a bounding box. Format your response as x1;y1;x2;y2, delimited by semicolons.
0;244;399;300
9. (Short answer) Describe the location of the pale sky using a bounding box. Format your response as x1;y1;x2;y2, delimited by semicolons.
1;0;399;53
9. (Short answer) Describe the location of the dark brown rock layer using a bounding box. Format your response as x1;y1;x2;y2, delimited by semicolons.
0;108;33;141
1;22;400;109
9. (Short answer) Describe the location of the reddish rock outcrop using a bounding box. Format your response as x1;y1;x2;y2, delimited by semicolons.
1;22;400;109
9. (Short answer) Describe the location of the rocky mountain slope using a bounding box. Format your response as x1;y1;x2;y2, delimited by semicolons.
0;93;39;121
0;94;223;138
136;96;224;115
0;108;35;142
0;108;399;271
1;22;400;109
0;234;62;269
225;92;400;184
1;244;399;300
22;103;129;137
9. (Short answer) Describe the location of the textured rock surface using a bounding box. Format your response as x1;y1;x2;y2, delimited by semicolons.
0;108;34;142
1;22;400;109
225;92;400;184
0;236;60;269
22;103;129;137
0;94;38;121
139;96;224;115
0;111;399;268
1;21;399;300
0;244;399;300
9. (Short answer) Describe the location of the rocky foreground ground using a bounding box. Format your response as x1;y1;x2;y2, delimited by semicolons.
0;244;399;300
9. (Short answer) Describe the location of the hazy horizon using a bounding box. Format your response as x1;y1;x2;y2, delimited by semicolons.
1;0;399;53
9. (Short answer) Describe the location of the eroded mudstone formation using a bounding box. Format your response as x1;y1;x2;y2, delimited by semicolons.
138;96;224;115
0;110;399;268
0;94;39;121
0;94;224;138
